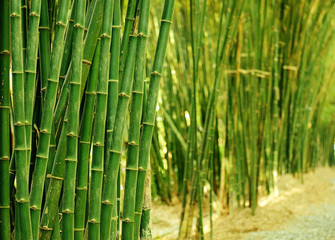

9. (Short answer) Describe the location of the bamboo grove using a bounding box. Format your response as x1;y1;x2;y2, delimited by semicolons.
148;0;335;238
1;0;335;240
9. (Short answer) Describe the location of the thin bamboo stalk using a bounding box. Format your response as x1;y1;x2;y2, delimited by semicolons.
74;38;101;240
30;0;71;237
86;0;115;238
39;0;51;104
133;0;176;237
11;0;32;237
0;0;11;238
61;0;86;238
101;32;138;240
122;0;151;239
119;0;139;82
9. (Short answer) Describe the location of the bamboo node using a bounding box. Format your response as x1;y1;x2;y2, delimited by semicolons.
161;19;173;24
10;13;19;17
40;226;53;231
14;121;23;126
138;167;145;171
29;12;40;17
88;219;98;223
112;25;122;29
0;156;9;161
82;59;92;65
0;206;10;209
142;122;155;126
101;33;111;39
41;129;49;134
126;167;138;171
138;32;148;38
123;218;131;223
16;198;28;203
68;132;76;137
119;92;130;98
152;71;162;76
74;228;85;232
95;142;102;146
74;23;84;29
283;65;298;71
47;174;64;181
132;90;143;94
56;21;66;27
63;209;71;214
108;79;118;83
101;200;111;205
30;205;39;210
0;50;9;55
109;149;122;154
128;141;137;146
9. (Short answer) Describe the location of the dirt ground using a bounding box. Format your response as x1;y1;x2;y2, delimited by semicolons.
151;167;335;239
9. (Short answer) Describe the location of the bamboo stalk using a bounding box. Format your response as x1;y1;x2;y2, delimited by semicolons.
74;38;101;240
39;0;51;104
122;0;151;239
119;0;139;82
0;0;11;238
101;32;138;240
61;0;86;238
10;0;32;237
30;0;71;238
86;0;115;238
133;0;176;237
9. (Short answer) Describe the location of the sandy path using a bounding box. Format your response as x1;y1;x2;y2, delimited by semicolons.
152;167;335;239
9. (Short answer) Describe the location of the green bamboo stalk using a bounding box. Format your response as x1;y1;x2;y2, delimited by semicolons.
86;0;115;238
272;0;280;195
80;0;105;97
24;0;42;195
54;68;71;139
74;39;101;240
53;0;105;130
39;0;51;104
190;0;206;236
105;1;122;237
105;0;121;175
122;0;150;239
58;0;77;89
45;127;56;192
0;0;11;238
21;0;27;70
29;0;71;238
101;33;138;240
39;112;68;240
133;0;176;237
139;162;152;240
61;0;86;238
10;0;32;238
119;0;139;81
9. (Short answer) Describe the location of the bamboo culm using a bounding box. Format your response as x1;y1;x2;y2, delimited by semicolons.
11;0;32;238
122;0;151;239
0;0;11;238
86;0;115;238
134;0;176;237
61;0;86;238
